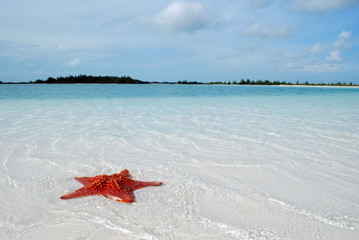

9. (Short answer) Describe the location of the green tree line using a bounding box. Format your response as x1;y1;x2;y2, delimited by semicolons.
208;79;357;86
31;75;149;84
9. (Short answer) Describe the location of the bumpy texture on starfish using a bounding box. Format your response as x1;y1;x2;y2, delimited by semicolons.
60;169;162;203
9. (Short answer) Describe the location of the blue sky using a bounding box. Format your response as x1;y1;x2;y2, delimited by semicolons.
1;0;358;83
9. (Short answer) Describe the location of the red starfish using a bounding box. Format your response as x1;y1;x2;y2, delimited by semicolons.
60;169;162;203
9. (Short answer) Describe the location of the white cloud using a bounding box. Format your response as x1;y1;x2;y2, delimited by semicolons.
64;58;81;66
306;30;352;56
292;0;359;11
325;49;343;62
303;63;340;72
285;62;340;72
243;22;293;39
320;30;352;63
310;43;326;54
150;1;212;33
333;30;352;50
304;30;351;63
338;29;351;39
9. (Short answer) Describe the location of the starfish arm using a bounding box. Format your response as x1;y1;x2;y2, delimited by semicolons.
74;177;93;186
119;169;130;178
102;180;135;203
60;186;100;200
75;174;108;186
102;191;135;203
106;170;130;182
130;180;163;191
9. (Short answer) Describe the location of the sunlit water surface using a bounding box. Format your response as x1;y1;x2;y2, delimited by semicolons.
1;85;359;239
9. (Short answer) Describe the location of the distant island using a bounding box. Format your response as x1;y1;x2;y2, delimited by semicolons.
0;75;147;84
207;79;358;87
0;75;357;86
36;75;148;84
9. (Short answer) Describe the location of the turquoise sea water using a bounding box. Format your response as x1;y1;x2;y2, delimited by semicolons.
1;84;358;99
1;85;359;240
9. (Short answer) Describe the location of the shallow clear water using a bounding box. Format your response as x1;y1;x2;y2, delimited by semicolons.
1;85;359;239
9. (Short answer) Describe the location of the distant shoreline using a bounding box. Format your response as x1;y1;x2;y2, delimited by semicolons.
278;84;359;88
0;75;358;87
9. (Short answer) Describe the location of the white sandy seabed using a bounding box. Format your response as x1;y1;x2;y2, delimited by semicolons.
1;95;359;240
